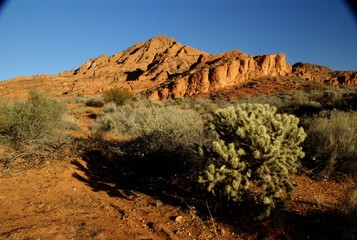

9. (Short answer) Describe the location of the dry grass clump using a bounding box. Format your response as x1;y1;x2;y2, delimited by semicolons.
303;110;357;179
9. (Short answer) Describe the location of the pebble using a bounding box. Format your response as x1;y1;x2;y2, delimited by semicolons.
175;216;183;223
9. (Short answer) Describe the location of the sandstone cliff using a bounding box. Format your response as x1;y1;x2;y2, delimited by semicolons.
146;50;292;99
65;35;293;99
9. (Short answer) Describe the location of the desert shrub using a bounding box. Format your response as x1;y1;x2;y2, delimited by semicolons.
70;93;89;103
306;86;355;111
85;97;104;107
280;100;322;117
303;110;357;178
323;88;343;102
0;90;67;146
61;115;80;130
292;90;310;105
237;93;291;112
91;104;205;175
198;103;306;218
102;88;132;106
0;90;74;169
102;102;117;113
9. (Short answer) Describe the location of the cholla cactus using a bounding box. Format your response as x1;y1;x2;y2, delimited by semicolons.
199;103;306;218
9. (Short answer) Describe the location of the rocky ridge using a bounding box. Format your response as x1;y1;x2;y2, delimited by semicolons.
292;62;357;85
0;35;356;99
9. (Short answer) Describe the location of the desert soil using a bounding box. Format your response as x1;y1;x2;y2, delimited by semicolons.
1;153;355;240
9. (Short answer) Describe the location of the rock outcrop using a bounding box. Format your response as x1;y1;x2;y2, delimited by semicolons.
292;62;357;85
0;35;355;99
72;35;207;81
147;50;292;99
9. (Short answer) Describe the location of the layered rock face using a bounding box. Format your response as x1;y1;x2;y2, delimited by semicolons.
0;35;355;99
292;62;357;85
71;35;207;83
66;35;293;99
147;50;292;99
0;36;207;97
56;35;209;95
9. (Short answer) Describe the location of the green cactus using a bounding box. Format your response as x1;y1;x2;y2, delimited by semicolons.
199;103;306;218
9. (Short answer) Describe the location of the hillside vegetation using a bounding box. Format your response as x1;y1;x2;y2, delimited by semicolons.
1;85;356;239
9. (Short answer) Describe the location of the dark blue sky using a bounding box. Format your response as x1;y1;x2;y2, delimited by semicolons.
0;0;356;81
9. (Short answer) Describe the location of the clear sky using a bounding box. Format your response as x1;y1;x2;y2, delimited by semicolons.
0;0;356;81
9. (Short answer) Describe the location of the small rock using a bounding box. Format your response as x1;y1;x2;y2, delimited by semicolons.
175;216;184;223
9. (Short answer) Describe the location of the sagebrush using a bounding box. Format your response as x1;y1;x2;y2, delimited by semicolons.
0;90;67;146
0;90;73;168
91;103;205;174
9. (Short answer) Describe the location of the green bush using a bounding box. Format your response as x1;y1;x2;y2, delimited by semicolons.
0;90;67;146
303;110;357;178
198;103;306;218
102;88;132;106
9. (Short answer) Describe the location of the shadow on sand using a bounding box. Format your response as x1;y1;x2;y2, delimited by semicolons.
71;139;356;239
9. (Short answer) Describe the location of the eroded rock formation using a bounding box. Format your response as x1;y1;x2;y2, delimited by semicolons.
147;50;292;99
0;35;355;99
292;62;357;85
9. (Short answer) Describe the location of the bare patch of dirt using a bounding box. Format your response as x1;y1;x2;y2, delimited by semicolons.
0;158;226;240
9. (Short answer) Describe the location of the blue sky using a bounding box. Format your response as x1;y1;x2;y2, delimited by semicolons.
0;0;356;81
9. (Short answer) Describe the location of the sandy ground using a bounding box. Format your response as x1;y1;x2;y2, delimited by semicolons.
1;154;355;240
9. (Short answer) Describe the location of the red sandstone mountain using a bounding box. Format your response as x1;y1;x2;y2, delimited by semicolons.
0;35;356;99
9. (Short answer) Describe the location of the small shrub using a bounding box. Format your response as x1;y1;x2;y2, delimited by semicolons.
102;88;132;106
70;94;88;103
292;90;310;105
62;115;80;130
91;104;205;175
198;103;306;218
0;90;67;146
102;102;117;113
85;97;104;108
281;100;322;117
93;104;205;152
303;110;357;178
0;90;73;168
